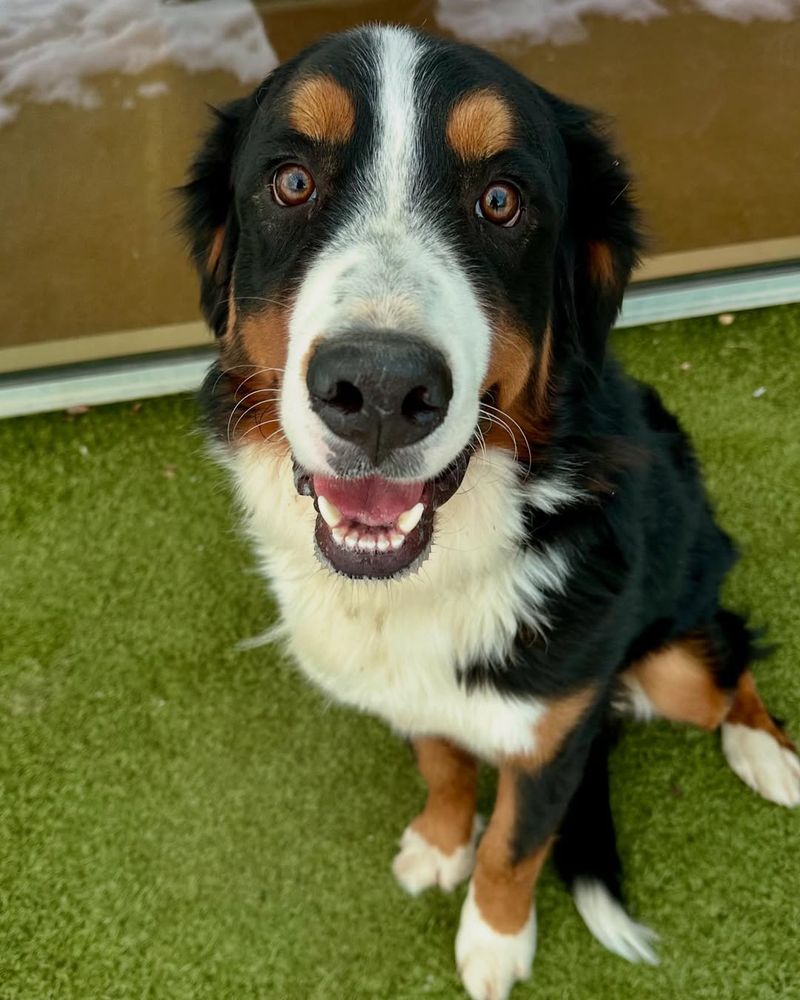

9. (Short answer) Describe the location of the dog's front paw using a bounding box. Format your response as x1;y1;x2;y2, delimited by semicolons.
455;882;536;1000
392;816;482;895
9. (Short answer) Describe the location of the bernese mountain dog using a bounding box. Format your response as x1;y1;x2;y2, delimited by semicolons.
180;25;799;1000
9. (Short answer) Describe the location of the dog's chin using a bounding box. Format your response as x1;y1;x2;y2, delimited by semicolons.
293;449;471;580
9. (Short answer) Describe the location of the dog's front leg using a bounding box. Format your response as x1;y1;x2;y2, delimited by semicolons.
393;737;481;895
456;714;596;1000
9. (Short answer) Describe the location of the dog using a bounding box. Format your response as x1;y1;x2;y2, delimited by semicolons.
179;25;799;1000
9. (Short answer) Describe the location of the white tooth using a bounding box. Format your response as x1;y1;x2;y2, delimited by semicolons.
318;495;343;528
376;535;390;553
331;526;347;546
389;532;405;550
345;531;359;550
396;502;424;535
357;535;377;552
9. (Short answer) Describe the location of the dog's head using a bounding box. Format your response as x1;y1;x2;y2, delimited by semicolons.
181;25;640;580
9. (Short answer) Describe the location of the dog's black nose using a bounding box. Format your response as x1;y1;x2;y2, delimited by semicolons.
306;333;453;465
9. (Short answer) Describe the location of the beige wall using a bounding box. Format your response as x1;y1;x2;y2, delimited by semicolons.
1;0;798;371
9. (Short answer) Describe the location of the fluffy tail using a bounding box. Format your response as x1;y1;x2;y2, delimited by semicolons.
554;726;659;965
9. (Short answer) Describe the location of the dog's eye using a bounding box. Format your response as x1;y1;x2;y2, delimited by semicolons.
476;181;521;228
272;164;316;207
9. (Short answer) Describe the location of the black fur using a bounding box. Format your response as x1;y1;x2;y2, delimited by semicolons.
179;25;774;944
462;369;748;701
553;724;623;901
181;100;250;336
512;709;603;867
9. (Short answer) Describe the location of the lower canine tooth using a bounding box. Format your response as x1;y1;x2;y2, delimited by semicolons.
396;502;424;534
318;495;343;528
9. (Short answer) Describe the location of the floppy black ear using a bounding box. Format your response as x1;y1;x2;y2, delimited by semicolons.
180;98;250;337
549;98;642;374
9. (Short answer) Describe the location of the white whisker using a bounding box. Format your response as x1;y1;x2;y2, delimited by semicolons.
232;295;288;309
480;402;533;474
229;394;281;443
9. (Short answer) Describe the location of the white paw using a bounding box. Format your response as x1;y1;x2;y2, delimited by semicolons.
722;723;800;807
392;816;483;895
455;881;536;1000
573;878;659;965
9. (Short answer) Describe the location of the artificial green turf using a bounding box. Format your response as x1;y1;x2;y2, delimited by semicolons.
1;306;799;1000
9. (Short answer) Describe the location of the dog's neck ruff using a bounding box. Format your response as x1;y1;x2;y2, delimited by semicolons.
228;444;579;760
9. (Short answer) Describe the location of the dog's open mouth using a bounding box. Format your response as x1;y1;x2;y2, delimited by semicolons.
294;453;470;579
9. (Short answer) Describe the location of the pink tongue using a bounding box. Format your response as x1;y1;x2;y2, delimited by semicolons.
313;475;424;527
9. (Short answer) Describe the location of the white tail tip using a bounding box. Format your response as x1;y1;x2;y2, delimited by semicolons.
573;878;659;965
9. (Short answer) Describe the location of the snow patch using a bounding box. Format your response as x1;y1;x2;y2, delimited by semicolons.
0;0;277;125
695;0;799;20
2;0;795;125
136;80;168;99
435;0;799;44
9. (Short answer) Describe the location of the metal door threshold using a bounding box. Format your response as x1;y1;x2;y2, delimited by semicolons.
2;264;798;419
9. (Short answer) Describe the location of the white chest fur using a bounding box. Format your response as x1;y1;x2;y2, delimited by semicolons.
228;446;576;761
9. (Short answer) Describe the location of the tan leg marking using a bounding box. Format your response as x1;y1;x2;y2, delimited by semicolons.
727;671;795;750
533;684;596;767
410;737;478;854
465;684;594;931
624;640;732;730
473;767;552;934
505;683;597;772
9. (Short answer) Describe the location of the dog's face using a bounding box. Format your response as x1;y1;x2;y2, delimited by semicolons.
182;26;638;580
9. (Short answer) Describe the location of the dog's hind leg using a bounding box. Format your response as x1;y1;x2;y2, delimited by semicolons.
721;670;799;807
618;610;799;807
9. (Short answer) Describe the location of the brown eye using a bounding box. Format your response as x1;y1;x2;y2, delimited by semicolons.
476;181;521;227
272;164;316;206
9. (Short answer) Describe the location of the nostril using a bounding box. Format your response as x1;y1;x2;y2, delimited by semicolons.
307;334;452;458
401;385;442;424
328;380;363;415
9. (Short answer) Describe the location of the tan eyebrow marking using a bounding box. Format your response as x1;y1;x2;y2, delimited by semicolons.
288;74;355;144
446;88;515;161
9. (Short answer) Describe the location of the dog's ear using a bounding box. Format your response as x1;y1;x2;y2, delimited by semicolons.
549;98;642;375
179;98;251;337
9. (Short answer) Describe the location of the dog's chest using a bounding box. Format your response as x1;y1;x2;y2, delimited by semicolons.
278;570;547;759
232;448;572;760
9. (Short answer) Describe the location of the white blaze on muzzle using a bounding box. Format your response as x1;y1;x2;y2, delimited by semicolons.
279;26;492;481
